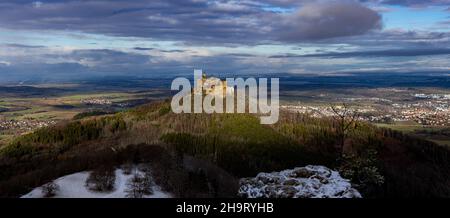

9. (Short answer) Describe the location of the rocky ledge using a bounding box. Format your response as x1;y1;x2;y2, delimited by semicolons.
238;165;361;198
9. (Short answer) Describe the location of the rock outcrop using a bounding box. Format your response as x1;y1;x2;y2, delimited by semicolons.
238;165;361;198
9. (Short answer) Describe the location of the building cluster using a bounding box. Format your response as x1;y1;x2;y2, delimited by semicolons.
413;93;450;100
282;93;450;126
0;119;56;132
393;107;450;126
281;105;374;118
80;98;112;105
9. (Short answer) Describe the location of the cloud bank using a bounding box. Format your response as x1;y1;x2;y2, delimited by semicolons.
0;0;382;44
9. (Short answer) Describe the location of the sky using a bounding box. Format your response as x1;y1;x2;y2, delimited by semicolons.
0;0;450;83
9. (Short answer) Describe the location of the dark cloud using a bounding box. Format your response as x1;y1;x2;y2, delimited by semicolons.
159;49;187;53
223;53;258;57
67;49;151;67
0;48;156;82
0;47;267;82
4;43;45;48
133;47;154;51
269;48;450;58
277;1;382;41
134;47;186;53
314;29;450;49
438;20;450;25
0;0;381;44
0;62;90;83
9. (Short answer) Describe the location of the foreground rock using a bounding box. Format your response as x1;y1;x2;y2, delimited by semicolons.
239;165;361;198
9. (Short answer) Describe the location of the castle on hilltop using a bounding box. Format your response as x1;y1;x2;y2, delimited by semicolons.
194;73;234;96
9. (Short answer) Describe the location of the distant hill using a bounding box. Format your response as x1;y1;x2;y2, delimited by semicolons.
0;100;449;198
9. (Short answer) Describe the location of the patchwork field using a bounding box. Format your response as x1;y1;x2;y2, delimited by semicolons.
376;122;450;147
0;85;169;146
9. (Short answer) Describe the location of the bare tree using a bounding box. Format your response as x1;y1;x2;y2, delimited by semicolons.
121;162;133;175
42;182;59;198
330;103;360;156
125;169;154;198
85;167;116;192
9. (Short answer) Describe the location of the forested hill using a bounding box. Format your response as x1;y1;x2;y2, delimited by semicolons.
0;100;449;198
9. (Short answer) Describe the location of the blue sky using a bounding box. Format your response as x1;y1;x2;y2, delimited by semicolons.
382;6;449;30
0;0;449;83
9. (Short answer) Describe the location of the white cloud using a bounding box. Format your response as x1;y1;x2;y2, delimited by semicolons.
0;61;11;66
32;1;43;8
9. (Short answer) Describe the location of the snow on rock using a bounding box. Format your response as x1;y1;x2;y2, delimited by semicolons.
22;169;172;198
238;165;361;198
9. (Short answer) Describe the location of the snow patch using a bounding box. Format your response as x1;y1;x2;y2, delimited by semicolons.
22;168;172;198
